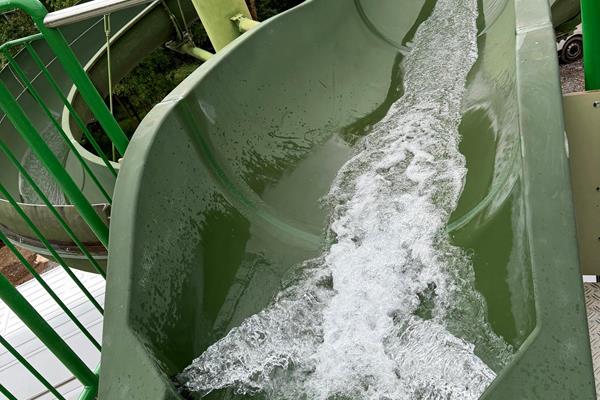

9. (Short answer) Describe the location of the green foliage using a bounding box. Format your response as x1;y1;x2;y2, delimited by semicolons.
0;11;33;45
113;49;192;123
0;0;78;66
0;11;35;67
111;14;214;126
43;0;78;10
255;0;303;20
112;0;304;132
0;0;304;155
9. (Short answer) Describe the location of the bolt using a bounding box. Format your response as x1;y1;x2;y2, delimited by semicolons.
594;101;600;108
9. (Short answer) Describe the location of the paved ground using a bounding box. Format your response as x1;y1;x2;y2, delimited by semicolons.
561;59;585;94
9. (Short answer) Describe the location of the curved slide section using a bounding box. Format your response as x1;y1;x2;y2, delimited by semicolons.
0;0;197;271
551;0;581;35
0;0;580;271
100;0;593;399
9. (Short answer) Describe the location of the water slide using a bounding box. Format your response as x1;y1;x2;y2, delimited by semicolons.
97;0;595;399
0;0;197;271
0;0;581;273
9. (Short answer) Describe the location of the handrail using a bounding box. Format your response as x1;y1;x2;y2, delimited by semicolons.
44;0;155;28
0;0;130;156
0;0;129;396
0;81;111;246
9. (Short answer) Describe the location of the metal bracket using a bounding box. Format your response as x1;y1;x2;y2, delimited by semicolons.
231;13;259;33
165;39;213;62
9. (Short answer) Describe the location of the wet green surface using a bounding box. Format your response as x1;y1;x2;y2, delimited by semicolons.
100;0;594;398
189;0;533;360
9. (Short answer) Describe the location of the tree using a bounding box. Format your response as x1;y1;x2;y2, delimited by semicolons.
246;0;258;20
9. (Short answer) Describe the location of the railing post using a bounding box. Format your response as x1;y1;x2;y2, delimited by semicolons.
581;0;600;90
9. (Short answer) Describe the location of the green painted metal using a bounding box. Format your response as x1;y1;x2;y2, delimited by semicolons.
2;48;113;203
0;0;143;252
25;42;119;178
0;0;129;155
0;268;97;387
0;32;114;271
0;185;104;313
0;138;106;275
0;226;101;346
581;0;600;90
0;0;198;271
181;43;213;62
0;1;197;397
0;80;110;246
231;14;260;33
0;384;18;400
189;0;253;51
0;335;67;400
0;32;43;50
80;365;101;400
77;380;99;400
100;0;594;398
0;2;126;396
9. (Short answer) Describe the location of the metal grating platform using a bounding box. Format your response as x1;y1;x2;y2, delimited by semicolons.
584;282;600;397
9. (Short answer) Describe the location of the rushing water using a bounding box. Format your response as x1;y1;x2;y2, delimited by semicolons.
179;0;512;398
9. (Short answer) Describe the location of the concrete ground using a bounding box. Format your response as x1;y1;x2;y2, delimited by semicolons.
0;243;54;285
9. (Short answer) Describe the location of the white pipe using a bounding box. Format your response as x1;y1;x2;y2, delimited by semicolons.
44;0;155;28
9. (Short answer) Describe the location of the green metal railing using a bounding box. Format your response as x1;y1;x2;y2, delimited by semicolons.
0;0;129;397
0;1;129;246
0;0;257;397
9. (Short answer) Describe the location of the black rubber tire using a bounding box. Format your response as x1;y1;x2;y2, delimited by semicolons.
561;35;583;64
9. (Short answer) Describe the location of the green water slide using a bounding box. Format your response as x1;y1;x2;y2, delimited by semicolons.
551;0;581;36
99;0;594;399
0;0;197;271
0;0;580;274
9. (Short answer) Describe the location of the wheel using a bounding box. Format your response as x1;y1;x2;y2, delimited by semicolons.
561;35;583;64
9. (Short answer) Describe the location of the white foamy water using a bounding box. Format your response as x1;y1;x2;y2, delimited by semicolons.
179;1;512;398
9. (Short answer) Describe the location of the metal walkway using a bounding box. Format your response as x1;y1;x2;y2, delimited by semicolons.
584;282;600;397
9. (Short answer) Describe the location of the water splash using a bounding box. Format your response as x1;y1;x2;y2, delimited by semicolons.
179;0;512;398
